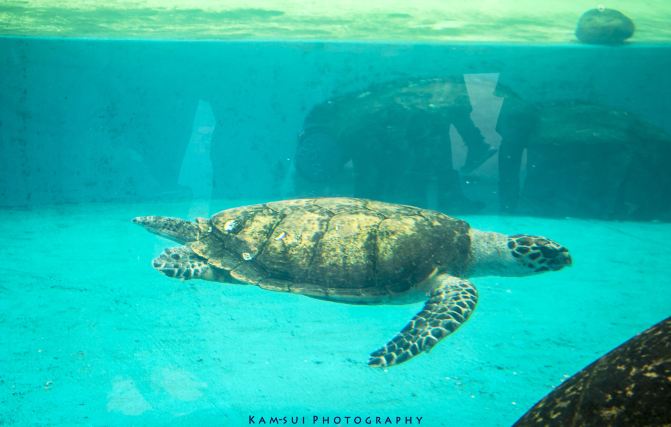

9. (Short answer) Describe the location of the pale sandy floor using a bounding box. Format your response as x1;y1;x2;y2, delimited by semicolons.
1;199;669;425
1;0;671;42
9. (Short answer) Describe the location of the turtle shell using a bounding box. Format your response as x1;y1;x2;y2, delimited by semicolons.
189;198;471;300
514;317;671;426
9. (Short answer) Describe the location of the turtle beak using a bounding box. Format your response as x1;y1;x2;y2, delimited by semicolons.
550;247;572;270
560;247;572;267
538;244;572;270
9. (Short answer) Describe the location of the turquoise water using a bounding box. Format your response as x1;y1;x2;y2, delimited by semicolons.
1;35;671;426
1;200;669;425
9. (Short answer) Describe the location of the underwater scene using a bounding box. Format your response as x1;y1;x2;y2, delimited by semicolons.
1;1;671;426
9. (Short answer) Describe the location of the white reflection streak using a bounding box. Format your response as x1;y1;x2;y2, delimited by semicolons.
179;99;216;217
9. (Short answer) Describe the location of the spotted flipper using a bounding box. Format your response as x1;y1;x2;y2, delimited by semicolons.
152;246;228;281
369;275;478;367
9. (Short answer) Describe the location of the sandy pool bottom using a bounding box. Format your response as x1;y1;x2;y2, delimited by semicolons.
0;200;669;426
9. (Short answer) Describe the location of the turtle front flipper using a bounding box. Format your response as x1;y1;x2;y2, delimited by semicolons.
133;216;201;244
369;275;478;367
152;247;229;282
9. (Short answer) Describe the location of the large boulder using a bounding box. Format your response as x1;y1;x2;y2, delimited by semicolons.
520;102;671;220
575;8;635;45
293;77;502;211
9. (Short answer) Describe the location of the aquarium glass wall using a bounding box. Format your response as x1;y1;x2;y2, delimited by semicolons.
1;1;670;426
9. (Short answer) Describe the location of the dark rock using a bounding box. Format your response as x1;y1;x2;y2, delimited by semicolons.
500;100;671;220
293;77;503;212
295;125;345;182
576;7;635;45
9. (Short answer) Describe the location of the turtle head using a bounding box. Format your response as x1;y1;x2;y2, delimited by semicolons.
506;234;572;274
468;230;571;277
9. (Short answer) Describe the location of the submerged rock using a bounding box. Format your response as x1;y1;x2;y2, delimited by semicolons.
499;100;671;220
294;77;508;212
575;7;635;44
514;317;671;426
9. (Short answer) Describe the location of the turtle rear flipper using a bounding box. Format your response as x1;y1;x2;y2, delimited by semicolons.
152;247;228;282
369;275;478;367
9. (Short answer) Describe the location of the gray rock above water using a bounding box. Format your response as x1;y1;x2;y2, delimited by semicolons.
575;7;635;44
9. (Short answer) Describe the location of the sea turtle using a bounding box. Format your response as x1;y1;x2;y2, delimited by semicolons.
134;197;571;367
514;316;671;426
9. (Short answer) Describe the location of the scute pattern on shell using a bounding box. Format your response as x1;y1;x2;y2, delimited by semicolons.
514;317;671;426
193;198;471;299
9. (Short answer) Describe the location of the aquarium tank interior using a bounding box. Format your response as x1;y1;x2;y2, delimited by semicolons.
1;1;670;426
